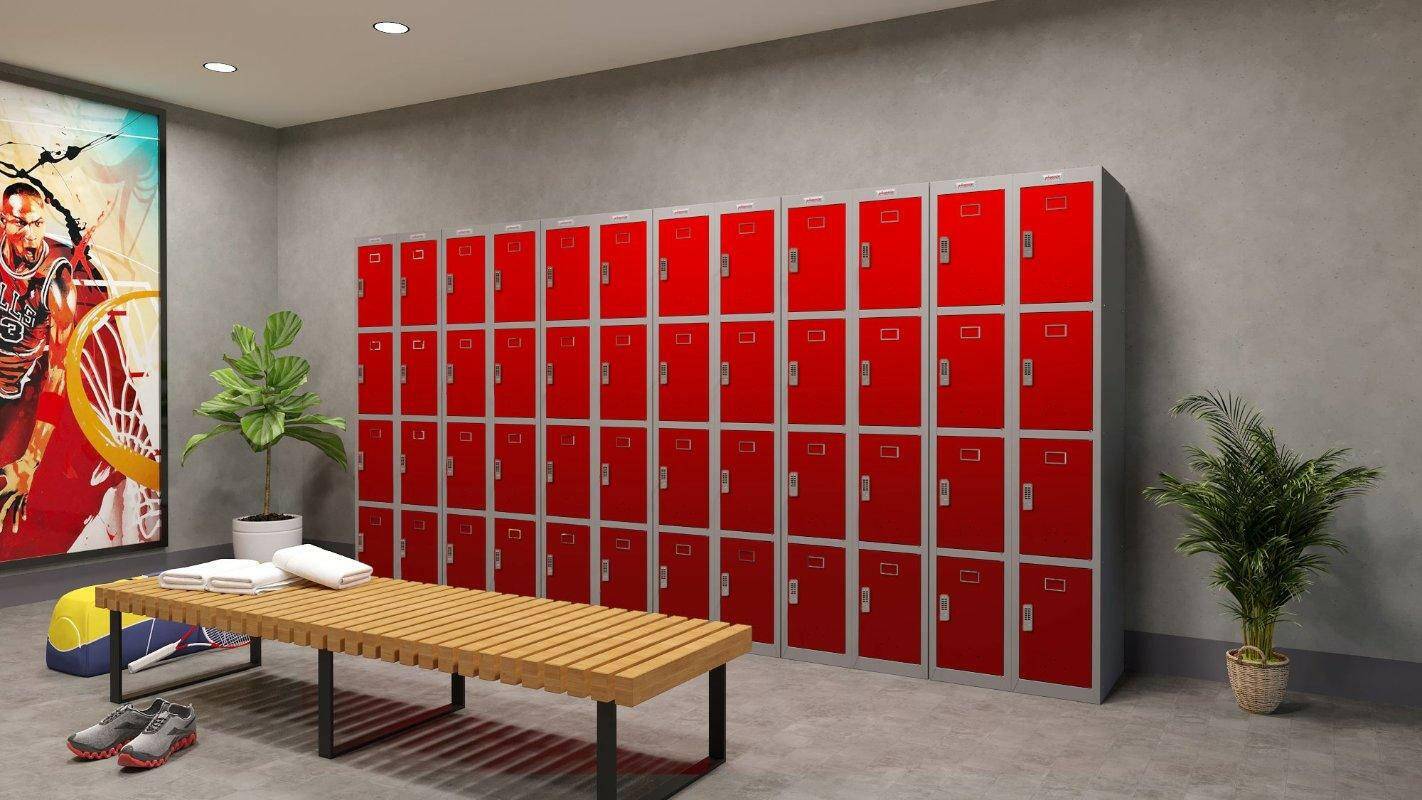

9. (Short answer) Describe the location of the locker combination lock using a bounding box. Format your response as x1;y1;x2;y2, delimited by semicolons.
859;242;871;269
938;359;951;387
445;274;455;294
545;266;555;288
446;544;455;565
938;236;951;265
545;461;555;483
938;594;951;622
719;253;730;278
719;362;730;386
546;554;555;576
356;532;364;551
600;559;610;582
1022;358;1034;387
545;363;555;385
1022;482;1034;511
859;475;871;502
719;469;730;495
600;261;610;285
356;452;365;470
859;587;871;613
399;277;408;297
938;479;951;507
493;270;503;291
446;456;455;477
658;257;669;281
356;277;365;298
658;466;669;490
399;539;407;557
720;573;730;597
494;549;502;570
600;363;610;385
493;459;502;480
658;565;669;589
399;454;407;474
787;361;799;387
357;364;365;384
1022;603;1034;632
859;360;871;387
658;362;668;385
400;364;408;384
493;363;503;384
445;364;455;384
787;247;799;273
1022;230;1034;259
600;463;611;486
787;471;799;498
787;578;800;605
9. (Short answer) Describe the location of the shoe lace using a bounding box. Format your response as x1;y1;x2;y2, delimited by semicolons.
100;705;131;725
143;712;170;734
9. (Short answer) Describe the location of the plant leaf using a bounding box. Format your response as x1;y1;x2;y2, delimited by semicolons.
195;407;240;423
231;324;258;355
197;392;251;416
286;413;346;430
224;353;263;379
240;408;285;449
285;425;348;470
252;346;276;375
263;311;302;351
266;356;310;392
211;367;256;393
181;423;238;464
275;391;322;415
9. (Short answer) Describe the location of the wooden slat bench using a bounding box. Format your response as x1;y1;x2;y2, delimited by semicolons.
95;576;751;799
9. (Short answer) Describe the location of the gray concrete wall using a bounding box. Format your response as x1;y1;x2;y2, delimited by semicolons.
273;0;1422;664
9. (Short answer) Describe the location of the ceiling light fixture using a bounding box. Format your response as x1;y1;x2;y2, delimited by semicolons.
203;61;237;73
373;21;410;35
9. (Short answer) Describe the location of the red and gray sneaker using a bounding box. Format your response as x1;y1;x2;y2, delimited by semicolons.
67;699;171;760
116;704;198;768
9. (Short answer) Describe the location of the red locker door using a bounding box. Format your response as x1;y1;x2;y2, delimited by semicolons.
545;424;590;520
859;316;922;427
719;321;774;424
935;436;1004;553
494;518;537;597
936;189;1005;307
1020;182;1094;304
357;420;393;503
357;333;392;415
545;523;591;603
858;434;921;546
719;209;774;314
494;327;536;418
493;230;537;322
399;421;438;507
1019;563;1092;688
545;326;590;420
719;429;774;535
446;422;485;511
445;514;486;590
599;220;647;319
719;537;774;644
936;313;1004;429
357;506;394;579
445;234;485;325
357;243;393;327
859;549;921;665
786;543;845;654
657;215;709;317
1020;438;1093;560
599;528;647;611
600;426;647;524
786;319;845;425
786;432;845;540
400;510;439;583
400;239;438;326
657;322;709;422
858;196;922;310
400;331;438;417
545;225;590;321
786;203;846;312
658;532;709;619
599;324;647;421
445;329;485;418
657;428;709;529
494;424;537;515
935;556;1004;676
1020;311;1093;431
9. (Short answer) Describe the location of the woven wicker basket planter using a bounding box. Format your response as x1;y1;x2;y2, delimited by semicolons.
1226;646;1290;714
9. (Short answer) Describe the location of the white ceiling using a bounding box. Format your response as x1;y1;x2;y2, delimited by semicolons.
1;0;988;128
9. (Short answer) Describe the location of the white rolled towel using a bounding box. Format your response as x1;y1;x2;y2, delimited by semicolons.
158;559;258;591
272;544;372;590
208;562;302;595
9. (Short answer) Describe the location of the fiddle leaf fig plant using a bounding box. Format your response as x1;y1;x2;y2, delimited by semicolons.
182;310;348;516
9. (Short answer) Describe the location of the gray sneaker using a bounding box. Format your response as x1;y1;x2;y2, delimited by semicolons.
67;699;170;760
117;704;198;768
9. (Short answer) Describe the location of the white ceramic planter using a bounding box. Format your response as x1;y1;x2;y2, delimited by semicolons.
232;514;303;562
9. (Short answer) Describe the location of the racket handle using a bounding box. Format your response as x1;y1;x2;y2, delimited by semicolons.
127;640;181;673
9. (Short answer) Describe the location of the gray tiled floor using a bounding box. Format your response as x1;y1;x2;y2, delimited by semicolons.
2;598;1419;799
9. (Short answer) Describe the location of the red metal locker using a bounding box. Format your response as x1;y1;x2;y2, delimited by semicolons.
719;321;774;424
858;196;922;310
400;331;438;417
657;215;709;317
545;523;591;603
494;423;537;515
935;436;1004;553
357;420;393;503
1020;181;1094;304
786;203;846;312
545;225;590;321
399;421;438;507
357;332;392;415
599;426;646;524
786;543;845;654
445;234;485;325
657;322;709;422
494;518;537;597
400;510;439;584
357;506;394;579
858;434;922;546
657;428;709;529
936;313;1004;429
446;422;485;511
935;556;1004;676
719;429;774;535
786;432;845;540
599;528;647;611
786;319;845;425
719;209;774;314
1020;311;1093;431
545;326;590;420
1019;438;1093;560
859;316;922;427
1019;563;1092;688
545;424;590;520
400;239;438;326
858;549;921;665
494;327;537;419
357;243;393;328
599;220;647;319
658;532;709;619
445;514;486;590
599;324;647;421
445;329;485;418
936;189;1005;307
719;537;774;644
493;230;537;322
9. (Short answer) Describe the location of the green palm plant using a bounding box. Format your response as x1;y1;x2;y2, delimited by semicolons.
181;311;348;517
1143;393;1379;664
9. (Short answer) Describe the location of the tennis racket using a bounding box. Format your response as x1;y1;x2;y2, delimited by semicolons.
126;625;250;673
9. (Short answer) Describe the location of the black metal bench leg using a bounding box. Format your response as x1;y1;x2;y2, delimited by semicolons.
317;648;464;758
597;700;617;800
107;608;261;704
452;673;466;709
109;609;123;703
709;664;726;761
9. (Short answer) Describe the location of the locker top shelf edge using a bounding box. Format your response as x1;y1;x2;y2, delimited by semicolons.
538;209;654;229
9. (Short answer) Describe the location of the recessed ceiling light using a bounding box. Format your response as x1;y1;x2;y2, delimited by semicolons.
373;21;409;35
203;61;237;73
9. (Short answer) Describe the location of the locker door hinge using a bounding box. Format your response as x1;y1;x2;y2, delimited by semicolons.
787;361;799;386
719;469;730;495
493;459;502;480
938;359;950;387
357;364;365;384
445;273;454;294
1022;230;1034;259
787;578;800;605
658;565;668;589
446;364;455;384
545;266;555;288
399;454;407;474
938;479;951;507
400;364;408;384
1022;358;1034;387
600;463;610;486
1022;603;1034;632
493;363;503;384
600;362;610;385
1022;482;1034;511
938;236;951;265
545;363;554;385
938;594;950;622
600;558;610;582
859;242;871;269
787;246;799;273
446;543;455;564
494;548;502;570
399;276;408;297
859;475;871;502
446;456;455;477
493;270;503;291
658;257;668;282
357;451;365;470
545;554;555;576
399;538;407;557
545;460;555;484
720;572;730;597
658;466;668;490
600;261;610;285
859;360;871;386
357;277;365;298
658;361;668;385
719;253;730;278
859;586;871;613
719;362;730;386
787;471;799;498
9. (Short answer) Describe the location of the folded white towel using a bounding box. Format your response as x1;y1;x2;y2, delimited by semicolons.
272;544;372;590
158;559;258;591
208;562;302;595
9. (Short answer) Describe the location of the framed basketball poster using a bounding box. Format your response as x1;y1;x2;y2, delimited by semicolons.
0;69;165;567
